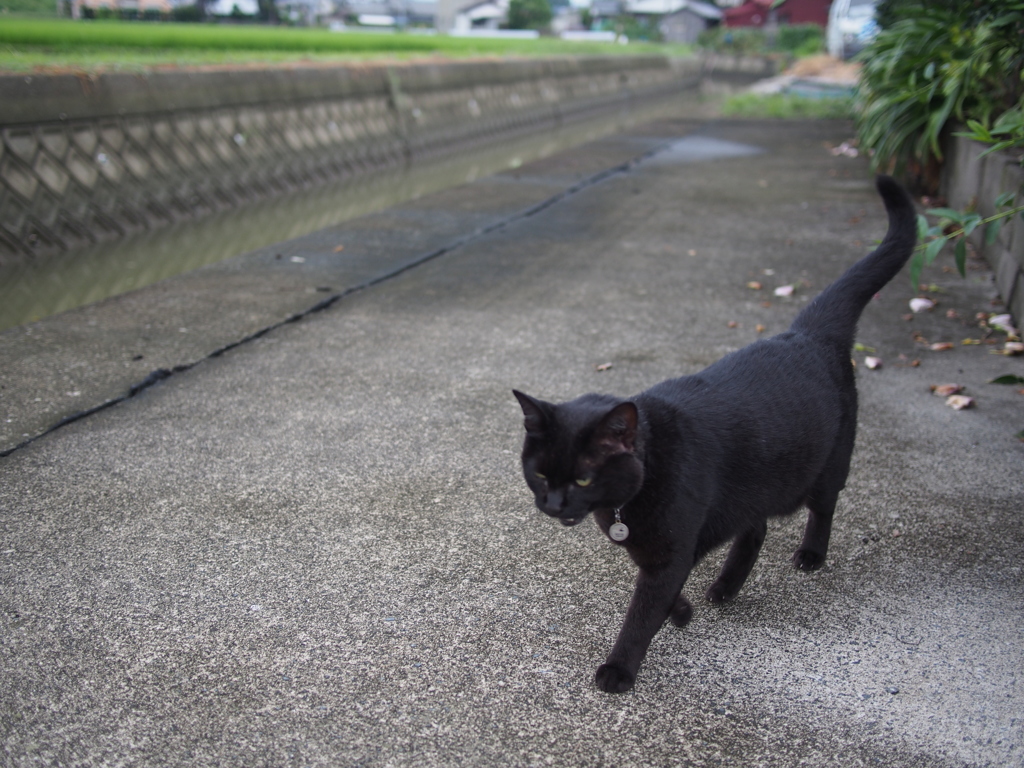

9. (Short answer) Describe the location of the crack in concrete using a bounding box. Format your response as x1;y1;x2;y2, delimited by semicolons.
1;134;683;459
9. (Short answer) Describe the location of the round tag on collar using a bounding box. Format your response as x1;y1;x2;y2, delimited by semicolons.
609;522;629;542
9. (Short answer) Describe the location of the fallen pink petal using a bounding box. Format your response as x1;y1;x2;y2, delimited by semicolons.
946;395;974;410
988;314;1019;337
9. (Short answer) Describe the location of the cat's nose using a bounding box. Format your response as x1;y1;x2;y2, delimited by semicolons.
540;488;566;515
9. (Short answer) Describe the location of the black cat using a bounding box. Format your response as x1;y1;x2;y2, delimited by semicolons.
513;175;917;693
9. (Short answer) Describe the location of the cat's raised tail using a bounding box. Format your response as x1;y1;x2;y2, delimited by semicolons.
790;175;917;348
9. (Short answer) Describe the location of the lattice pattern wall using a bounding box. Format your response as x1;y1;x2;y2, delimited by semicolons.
0;97;405;258
0;56;708;260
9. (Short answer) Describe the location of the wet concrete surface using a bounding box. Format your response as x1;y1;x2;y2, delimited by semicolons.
0;112;713;456
0;91;715;335
1;118;1022;767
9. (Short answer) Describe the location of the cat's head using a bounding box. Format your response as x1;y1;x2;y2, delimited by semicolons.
513;390;644;527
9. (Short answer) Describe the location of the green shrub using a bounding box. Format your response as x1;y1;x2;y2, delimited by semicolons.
697;26;767;56
506;0;552;30
874;0;1003;31
774;24;823;56
698;23;822;57
615;14;662;43
171;4;202;22
855;1;1024;183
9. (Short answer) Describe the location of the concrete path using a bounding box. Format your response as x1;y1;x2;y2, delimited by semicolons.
2;118;1022;767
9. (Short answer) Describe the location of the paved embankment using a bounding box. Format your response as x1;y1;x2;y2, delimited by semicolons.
1;118;1022;767
3;55;774;258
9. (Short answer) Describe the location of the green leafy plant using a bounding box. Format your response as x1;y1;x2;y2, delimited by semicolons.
774;24;824;57
911;191;1024;287
855;2;1024;186
956;103;1024;160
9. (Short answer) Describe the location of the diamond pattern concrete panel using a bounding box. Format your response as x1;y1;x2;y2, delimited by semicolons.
1;56;715;258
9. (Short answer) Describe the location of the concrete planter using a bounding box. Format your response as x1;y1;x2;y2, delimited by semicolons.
942;134;1024;324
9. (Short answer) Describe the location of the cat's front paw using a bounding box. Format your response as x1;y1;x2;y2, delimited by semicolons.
704;580;732;604
595;662;635;693
792;548;825;571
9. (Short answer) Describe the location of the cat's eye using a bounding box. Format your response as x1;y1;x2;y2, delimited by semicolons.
575;478;592;487
534;472;547;480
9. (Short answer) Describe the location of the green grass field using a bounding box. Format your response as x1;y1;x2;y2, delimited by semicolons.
0;18;689;72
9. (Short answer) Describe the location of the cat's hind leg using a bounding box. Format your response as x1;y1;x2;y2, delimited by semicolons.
792;485;838;571
705;519;767;604
793;423;854;571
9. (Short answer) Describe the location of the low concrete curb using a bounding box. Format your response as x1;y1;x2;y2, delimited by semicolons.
943;134;1024;324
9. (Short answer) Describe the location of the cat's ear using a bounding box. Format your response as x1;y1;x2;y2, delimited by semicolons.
513;390;550;436
592;402;638;455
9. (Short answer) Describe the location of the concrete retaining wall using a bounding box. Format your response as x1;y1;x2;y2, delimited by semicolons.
0;54;774;260
943;135;1024;324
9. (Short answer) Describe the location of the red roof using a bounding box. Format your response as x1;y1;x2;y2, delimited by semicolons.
724;0;831;27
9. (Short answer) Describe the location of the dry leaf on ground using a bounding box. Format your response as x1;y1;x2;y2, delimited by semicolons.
930;383;963;397
996;342;1024;356
946;395;974;410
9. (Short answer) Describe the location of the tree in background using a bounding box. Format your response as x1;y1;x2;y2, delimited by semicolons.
256;0;279;22
506;0;552;30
